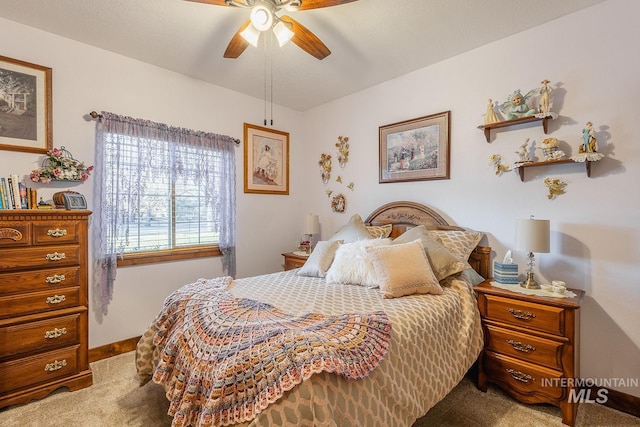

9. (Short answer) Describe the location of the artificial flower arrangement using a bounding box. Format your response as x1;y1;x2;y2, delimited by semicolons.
30;146;94;183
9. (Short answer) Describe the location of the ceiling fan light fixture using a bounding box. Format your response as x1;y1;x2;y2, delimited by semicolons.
240;24;261;47
273;20;294;47
250;4;273;32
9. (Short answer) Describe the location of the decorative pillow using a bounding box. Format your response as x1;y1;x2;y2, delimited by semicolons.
426;229;483;261
366;239;443;298
325;239;392;287
393;225;467;281
366;224;393;239
330;214;372;243
296;240;342;278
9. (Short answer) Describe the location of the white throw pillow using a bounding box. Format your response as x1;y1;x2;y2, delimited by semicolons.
296;240;342;278
367;239;443;298
330;214;372;243
325;239;391;287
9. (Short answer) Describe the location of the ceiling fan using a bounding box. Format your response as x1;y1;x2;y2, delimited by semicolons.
186;0;358;60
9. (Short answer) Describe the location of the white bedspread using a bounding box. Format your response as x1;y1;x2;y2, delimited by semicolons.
136;269;483;427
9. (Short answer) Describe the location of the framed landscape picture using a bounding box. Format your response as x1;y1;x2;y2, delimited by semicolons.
244;123;289;195
379;111;450;183
0;55;52;154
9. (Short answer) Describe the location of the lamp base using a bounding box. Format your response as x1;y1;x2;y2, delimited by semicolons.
521;272;541;289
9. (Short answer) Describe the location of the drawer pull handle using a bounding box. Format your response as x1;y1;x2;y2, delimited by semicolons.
507;308;536;320
506;368;534;383
44;359;67;372
46;295;66;304
506;339;536;353
44;327;68;339
45;252;66;261
46;274;66;284
47;228;68;237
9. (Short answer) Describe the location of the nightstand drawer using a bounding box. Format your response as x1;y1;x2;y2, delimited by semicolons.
484;294;565;336
483;351;565;401
484;324;564;370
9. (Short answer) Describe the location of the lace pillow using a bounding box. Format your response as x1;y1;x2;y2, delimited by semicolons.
426;229;483;261
296;240;342;278
366;239;443;298
366;224;393;239
325;239;392;287
330;214;372;243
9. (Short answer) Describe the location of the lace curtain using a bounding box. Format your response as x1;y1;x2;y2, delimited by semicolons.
93;111;237;315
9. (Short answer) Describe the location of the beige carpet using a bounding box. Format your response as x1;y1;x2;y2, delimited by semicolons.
1;351;638;427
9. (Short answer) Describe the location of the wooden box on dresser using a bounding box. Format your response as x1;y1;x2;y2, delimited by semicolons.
0;210;92;409
474;279;585;426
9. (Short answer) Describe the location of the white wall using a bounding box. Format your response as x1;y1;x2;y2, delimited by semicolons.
1;0;638;398
300;0;639;396
0;19;306;348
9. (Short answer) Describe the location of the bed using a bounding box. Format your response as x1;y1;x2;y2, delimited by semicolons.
136;201;491;427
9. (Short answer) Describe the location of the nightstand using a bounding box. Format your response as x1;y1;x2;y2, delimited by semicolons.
282;252;308;271
474;279;584;426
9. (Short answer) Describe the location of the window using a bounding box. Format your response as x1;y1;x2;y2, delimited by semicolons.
94;111;237;314
103;136;220;262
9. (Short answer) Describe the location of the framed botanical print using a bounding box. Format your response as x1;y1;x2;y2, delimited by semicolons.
0;55;53;154
244;123;289;195
379;111;450;183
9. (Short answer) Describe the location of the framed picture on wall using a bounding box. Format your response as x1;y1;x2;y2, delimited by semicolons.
0;55;53;154
244;123;290;195
379;111;450;183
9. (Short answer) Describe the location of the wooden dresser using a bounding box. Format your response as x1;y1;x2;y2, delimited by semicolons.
475;280;584;426
0;210;92;408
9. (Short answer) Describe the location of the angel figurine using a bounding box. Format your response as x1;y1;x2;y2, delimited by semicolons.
538;79;553;114
484;99;500;125
500;89;537;120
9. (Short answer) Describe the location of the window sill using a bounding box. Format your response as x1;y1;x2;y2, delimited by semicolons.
116;245;222;267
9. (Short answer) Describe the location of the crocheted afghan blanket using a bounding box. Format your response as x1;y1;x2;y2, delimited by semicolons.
151;276;392;427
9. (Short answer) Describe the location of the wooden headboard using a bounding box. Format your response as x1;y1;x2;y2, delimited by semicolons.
364;201;491;279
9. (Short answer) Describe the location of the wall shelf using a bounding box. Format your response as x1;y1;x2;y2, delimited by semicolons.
515;158;592;181
478;116;551;142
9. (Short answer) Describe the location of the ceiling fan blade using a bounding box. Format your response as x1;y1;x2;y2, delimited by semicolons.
224;20;251;58
184;0;231;6
296;0;358;11
281;15;331;60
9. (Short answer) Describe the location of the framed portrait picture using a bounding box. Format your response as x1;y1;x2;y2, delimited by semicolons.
0;55;53;154
244;123;289;195
379;111;450;183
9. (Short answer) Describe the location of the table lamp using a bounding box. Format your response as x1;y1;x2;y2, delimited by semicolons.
515;216;550;289
301;213;320;253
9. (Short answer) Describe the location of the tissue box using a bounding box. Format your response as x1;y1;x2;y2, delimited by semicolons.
494;262;519;284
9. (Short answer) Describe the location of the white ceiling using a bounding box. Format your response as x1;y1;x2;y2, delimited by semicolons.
0;0;604;111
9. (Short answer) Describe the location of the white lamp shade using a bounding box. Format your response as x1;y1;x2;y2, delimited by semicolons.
273;20;294;47
303;214;320;235
240;24;261;47
515;218;550;253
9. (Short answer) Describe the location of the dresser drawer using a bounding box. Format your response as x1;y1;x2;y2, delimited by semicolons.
0;223;31;248
0;245;80;272
484;324;564;370
0;287;81;319
0;313;82;359
483;294;565;336
33;221;80;245
0;266;81;296
483;351;565;401
0;345;81;394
